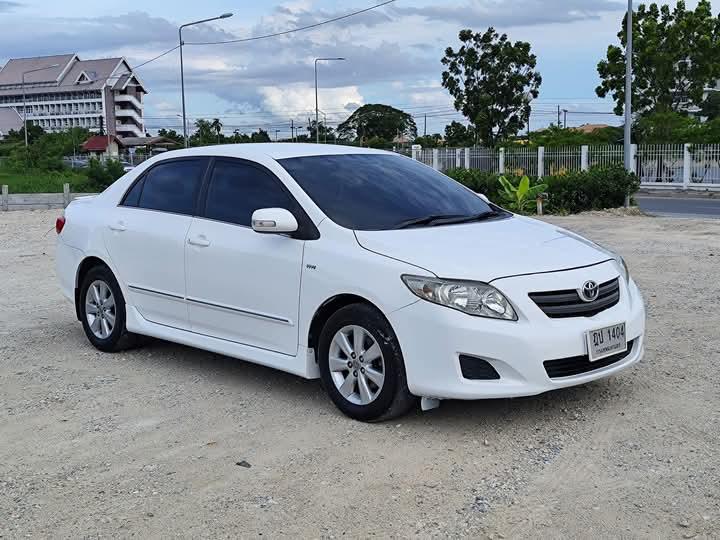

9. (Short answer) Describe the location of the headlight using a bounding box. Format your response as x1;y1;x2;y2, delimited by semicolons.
614;254;630;283
401;275;518;320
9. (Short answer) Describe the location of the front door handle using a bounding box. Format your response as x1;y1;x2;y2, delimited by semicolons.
109;221;126;232
188;235;211;247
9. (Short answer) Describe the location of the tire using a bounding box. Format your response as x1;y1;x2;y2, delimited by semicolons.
318;303;417;422
78;265;138;352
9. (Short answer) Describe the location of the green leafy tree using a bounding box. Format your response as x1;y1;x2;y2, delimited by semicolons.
306;119;335;143
700;91;720;121
210;118;223;144
444;121;475;146
525;125;624;147
337;104;417;143
414;134;443;148
250;129;271;143
191;119;215;146
441;28;542;147
597;1;720;115
158;128;184;145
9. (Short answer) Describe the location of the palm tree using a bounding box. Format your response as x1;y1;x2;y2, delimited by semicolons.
210;118;223;144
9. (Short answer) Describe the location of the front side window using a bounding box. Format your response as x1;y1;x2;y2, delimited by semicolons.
203;160;293;226
278;154;497;231
134;159;207;215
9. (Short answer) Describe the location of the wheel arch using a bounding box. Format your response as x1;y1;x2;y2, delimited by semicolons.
307;294;387;362
74;256;113;320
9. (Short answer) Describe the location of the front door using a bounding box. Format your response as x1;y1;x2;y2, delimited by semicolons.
103;157;208;329
185;159;305;356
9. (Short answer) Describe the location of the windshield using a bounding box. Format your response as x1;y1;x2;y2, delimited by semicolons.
278;154;497;231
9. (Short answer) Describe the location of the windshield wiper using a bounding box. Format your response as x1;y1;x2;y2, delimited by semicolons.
436;210;503;225
393;214;466;229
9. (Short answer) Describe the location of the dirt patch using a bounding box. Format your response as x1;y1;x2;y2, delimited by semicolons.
1;210;718;538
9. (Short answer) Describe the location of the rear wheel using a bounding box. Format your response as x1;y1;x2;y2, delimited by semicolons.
318;303;416;422
78;265;137;352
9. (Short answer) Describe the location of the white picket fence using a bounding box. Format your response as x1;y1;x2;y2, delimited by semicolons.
402;144;720;189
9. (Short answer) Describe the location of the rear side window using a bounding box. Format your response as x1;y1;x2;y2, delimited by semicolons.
203;160;293;226
121;177;144;206
132;159;207;215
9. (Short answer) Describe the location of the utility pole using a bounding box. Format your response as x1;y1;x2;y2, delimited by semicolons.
624;0;633;173
424;114;427;136
563;109;568;129
290;119;294;142
275;129;280;142
179;13;233;148
557;105;561;127
21;63;59;147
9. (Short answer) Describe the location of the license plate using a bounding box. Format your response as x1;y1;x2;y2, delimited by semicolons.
586;323;627;362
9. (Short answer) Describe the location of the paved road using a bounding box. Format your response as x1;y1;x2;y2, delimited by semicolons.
636;195;720;218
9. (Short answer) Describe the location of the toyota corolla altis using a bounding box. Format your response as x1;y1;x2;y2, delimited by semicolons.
56;144;645;421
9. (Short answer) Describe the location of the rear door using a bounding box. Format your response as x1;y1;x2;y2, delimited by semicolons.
185;158;305;355
103;157;209;329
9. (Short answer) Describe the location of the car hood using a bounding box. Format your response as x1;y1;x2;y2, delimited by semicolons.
354;216;612;281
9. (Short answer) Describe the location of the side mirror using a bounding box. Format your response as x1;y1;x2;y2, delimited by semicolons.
251;208;298;234
477;193;490;203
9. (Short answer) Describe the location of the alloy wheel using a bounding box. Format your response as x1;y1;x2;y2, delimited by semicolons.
329;325;385;405
85;279;116;339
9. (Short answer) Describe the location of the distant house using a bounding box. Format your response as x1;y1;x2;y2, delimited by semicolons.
0;53;147;138
82;134;121;156
571;123;612;134
0;107;22;139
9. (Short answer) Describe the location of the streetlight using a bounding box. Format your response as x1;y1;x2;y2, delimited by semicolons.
179;12;233;148
624;0;633;207
22;63;60;147
314;57;345;144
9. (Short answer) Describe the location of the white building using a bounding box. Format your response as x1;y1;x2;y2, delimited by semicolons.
0;54;147;138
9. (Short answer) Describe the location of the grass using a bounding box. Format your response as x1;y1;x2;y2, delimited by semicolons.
0;168;95;193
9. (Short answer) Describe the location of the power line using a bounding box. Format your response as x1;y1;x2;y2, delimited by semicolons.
184;0;397;46
133;46;181;69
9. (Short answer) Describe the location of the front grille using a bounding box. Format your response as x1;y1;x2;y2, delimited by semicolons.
459;355;500;380
529;278;620;318
544;339;635;378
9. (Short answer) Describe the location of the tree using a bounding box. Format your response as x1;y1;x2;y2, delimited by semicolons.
441;28;541;146
306;119;335;143
700;91;720;121
596;1;720;116
210;118;223;144
157;128;184;145
191;119;214;146
414;134;443;148
444;121;475;146
337;104;417;143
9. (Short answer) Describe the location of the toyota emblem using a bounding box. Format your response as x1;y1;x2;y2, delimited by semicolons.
579;280;599;302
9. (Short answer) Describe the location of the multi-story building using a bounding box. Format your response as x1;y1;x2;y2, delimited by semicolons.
0;53;147;138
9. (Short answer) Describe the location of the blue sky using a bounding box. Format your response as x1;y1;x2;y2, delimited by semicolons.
0;0;698;137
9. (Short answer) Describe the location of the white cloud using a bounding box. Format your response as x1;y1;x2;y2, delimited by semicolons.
259;83;364;120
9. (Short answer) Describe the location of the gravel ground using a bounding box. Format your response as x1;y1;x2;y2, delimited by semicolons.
0;209;718;539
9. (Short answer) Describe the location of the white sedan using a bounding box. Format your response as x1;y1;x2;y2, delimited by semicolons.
55;144;646;421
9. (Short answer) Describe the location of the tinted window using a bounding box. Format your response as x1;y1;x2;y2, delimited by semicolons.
137;159;206;215
121;177;144;207
204;161;293;226
278;154;494;230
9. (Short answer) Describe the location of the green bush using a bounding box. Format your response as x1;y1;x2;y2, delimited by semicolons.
85;158;125;191
446;168;501;198
447;165;638;214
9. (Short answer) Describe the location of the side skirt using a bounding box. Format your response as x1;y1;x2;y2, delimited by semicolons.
125;306;320;380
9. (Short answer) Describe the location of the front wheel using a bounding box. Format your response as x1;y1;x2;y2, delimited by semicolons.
318;304;416;422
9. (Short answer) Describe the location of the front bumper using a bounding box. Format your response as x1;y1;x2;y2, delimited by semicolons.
389;261;646;400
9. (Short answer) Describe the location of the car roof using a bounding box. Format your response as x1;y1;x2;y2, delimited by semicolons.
153;143;393;162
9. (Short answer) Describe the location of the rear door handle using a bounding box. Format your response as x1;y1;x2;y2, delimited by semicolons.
188;236;211;247
109;221;126;232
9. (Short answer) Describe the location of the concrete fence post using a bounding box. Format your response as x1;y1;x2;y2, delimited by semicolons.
1;185;8;211
581;145;589;171
63;183;71;208
631;144;638;175
411;147;419;161
537;146;545;178
682;143;692;188
499;147;506;174
455;148;461;169
432;148;439;170
465;148;471;169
